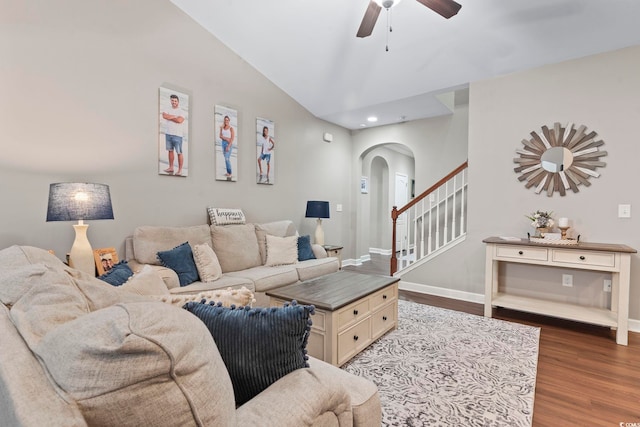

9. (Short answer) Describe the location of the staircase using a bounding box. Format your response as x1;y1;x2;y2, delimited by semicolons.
391;161;468;276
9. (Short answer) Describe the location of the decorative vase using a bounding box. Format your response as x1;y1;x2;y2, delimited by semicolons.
535;227;549;238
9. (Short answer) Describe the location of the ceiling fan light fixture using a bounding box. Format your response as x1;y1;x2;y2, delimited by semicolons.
374;0;402;9
367;116;378;123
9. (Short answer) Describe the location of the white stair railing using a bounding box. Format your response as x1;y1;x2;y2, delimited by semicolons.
391;161;468;275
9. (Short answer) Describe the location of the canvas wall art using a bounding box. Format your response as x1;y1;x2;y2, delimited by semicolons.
215;105;238;181
256;117;275;184
158;86;189;177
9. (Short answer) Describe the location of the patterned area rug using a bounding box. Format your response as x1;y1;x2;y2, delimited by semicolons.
342;300;540;427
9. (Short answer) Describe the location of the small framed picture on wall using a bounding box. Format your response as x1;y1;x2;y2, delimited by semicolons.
361;176;369;194
158;86;189;177
215;105;238;181
256;117;275;184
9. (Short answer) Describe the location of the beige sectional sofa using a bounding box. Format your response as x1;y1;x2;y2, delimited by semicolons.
0;245;381;426
125;220;339;306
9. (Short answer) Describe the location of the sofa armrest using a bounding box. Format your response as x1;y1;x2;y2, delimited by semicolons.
311;244;328;259
127;260;180;290
236;367;352;427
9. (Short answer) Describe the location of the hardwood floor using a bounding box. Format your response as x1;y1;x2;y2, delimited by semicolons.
344;255;640;426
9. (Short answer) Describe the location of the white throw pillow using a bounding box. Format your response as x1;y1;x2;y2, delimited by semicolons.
265;235;298;267
192;243;223;282
207;207;246;226
120;265;170;296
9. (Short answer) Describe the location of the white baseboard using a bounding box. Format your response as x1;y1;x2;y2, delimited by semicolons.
369;247;392;256
343;253;371;267
342;258;358;267
399;280;485;304
399;280;640;333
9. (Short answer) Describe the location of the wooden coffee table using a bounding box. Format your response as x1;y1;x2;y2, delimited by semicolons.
267;270;399;366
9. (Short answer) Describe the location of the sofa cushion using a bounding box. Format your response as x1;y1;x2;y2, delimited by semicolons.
297;235;316;261
183;301;314;406
255;221;297;264
132;225;211;265
97;261;134;286
210;224;261;273
192;243;222;282
151;287;255;308
0;305;88;426
207;207;246;226
226;265;299;293
296;258;340;282
157;242;199;286
0;246;68;307
119;265;169;296
35;302;237;426
9;258;146;349
265;235;298;267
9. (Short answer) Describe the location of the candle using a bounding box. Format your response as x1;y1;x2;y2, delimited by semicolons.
558;217;569;227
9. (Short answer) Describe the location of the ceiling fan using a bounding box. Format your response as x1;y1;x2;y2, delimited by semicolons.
356;0;462;38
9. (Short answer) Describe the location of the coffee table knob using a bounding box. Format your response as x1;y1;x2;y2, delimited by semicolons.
353;309;358;315
383;295;387;300
353;335;359;341
382;316;387;321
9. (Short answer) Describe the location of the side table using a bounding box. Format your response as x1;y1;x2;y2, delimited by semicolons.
323;245;343;269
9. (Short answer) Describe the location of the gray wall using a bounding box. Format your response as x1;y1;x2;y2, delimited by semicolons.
401;45;640;323
1;0;352;259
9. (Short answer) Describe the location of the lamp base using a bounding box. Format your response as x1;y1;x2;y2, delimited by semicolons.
68;222;96;276
314;218;325;246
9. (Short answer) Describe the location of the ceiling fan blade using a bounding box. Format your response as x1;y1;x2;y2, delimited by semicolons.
416;0;462;19
356;1;382;38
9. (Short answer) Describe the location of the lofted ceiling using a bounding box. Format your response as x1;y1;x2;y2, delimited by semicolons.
170;0;640;130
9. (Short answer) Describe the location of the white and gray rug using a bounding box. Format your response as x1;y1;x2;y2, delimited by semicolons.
342;300;540;427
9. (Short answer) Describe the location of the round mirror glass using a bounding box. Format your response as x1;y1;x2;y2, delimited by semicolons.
541;146;573;172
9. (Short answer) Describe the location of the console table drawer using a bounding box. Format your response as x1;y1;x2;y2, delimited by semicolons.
495;245;548;261
552;249;615;268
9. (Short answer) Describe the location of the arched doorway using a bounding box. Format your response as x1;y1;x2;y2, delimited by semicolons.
356;143;415;264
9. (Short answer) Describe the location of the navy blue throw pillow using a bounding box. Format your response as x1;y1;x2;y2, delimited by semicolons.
156;242;199;286
297;235;316;261
98;261;133;286
183;300;314;406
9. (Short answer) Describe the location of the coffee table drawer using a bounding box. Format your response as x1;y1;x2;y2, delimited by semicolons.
338;317;372;366
370;284;397;311
337;298;370;330
372;302;397;339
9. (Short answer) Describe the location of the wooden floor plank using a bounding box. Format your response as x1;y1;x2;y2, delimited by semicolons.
344;255;640;425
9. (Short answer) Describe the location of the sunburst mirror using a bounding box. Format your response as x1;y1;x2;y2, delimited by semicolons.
514;122;607;196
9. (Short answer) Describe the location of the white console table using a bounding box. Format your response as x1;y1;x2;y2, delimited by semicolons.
483;237;636;345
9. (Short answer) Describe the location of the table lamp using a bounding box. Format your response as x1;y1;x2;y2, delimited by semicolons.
46;183;114;275
305;200;330;245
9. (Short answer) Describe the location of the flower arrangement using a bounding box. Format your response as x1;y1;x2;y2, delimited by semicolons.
526;210;554;229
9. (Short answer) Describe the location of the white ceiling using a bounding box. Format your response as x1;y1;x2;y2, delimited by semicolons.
170;0;640;130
